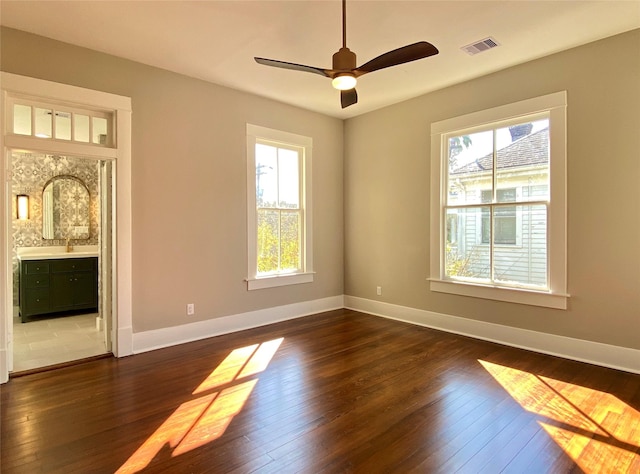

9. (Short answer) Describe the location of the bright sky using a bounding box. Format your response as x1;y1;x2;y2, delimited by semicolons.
256;144;299;208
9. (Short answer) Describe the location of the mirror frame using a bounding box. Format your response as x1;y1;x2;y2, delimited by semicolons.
42;174;91;240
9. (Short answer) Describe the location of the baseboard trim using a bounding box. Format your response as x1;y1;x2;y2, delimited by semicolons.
344;296;640;375
0;348;8;384
132;295;344;354
116;326;134;357
129;294;639;375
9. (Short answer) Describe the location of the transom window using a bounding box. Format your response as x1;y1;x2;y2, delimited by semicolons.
8;97;113;146
246;124;313;290
431;92;568;309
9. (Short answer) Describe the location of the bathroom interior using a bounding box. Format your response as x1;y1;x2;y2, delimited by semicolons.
10;112;111;373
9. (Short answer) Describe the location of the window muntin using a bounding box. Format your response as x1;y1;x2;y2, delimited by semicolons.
431;91;567;309
246;124;313;290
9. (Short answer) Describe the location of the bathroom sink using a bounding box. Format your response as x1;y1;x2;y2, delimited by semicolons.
17;245;99;260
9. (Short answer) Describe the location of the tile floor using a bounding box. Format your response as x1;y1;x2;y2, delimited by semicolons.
12;310;108;373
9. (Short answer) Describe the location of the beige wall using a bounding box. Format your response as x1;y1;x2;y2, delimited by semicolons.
2;26;639;351
345;29;640;350
1;27;344;333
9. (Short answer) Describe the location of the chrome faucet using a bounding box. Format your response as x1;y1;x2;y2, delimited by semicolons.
66;238;73;253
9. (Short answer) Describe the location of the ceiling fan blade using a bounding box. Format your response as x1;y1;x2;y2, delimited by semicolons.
255;57;330;78
341;89;358;109
355;41;439;76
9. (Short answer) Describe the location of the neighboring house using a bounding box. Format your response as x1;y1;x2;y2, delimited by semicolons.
446;125;549;287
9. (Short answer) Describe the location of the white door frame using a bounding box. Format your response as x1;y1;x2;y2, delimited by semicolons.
0;73;133;383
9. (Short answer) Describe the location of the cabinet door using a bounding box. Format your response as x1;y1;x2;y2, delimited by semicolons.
23;288;50;316
51;272;75;312
74;271;98;308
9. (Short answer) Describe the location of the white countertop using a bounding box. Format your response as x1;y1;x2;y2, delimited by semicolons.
17;246;99;261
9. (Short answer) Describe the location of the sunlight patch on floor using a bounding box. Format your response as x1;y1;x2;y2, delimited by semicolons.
480;360;640;472
116;337;284;473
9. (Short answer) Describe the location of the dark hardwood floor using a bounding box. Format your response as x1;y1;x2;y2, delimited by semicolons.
2;309;639;473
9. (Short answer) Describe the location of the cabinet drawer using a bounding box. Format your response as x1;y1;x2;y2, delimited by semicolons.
51;258;96;273
23;288;50;314
24;261;50;274
25;274;50;289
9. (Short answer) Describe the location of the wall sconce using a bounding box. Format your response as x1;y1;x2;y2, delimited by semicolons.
17;194;29;220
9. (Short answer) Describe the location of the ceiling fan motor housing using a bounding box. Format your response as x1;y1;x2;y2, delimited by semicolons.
332;47;357;72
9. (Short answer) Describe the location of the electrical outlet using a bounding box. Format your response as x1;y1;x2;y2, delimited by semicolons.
187;303;195;316
376;286;382;296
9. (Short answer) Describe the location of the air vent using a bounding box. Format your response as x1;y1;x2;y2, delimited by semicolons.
462;37;500;55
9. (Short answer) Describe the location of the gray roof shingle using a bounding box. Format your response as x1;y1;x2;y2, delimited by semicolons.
451;127;549;175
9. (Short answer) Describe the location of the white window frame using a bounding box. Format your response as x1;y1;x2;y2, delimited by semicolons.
429;91;568;309
246;124;313;290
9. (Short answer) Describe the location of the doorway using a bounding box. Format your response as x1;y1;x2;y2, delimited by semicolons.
10;151;112;373
1;72;133;383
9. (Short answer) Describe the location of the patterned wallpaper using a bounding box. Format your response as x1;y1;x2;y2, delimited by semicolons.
12;152;100;305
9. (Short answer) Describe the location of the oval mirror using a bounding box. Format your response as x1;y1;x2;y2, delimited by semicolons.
42;175;91;240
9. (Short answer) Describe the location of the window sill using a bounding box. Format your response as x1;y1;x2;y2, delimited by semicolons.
247;272;314;290
429;278;569;310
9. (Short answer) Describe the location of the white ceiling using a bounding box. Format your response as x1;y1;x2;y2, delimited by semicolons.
1;1;639;119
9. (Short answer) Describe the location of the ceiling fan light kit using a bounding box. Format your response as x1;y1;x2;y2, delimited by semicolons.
255;0;439;109
332;74;357;91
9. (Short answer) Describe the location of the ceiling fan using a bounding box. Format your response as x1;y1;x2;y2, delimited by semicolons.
254;0;439;109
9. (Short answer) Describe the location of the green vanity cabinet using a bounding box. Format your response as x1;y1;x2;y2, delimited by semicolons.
19;257;98;322
20;261;51;318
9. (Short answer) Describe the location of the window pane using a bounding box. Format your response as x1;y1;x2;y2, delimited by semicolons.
93;117;108;144
75;114;90;142
496;119;549;201
445;207;490;280
447;130;493;205
278;148;299;209
256;144;277;207
280;211;300;271
13;104;32;135
494;204;547;287
496;188;516;204
34;107;52;138
55;111;71;140
494;206;517;245
446;211;458;245
257;209;279;274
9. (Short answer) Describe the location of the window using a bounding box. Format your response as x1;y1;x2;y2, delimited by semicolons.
431;92;568;309
9;98;113;146
246;124;313;290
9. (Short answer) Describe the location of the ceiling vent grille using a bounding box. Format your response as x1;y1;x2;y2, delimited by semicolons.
462;37;500;55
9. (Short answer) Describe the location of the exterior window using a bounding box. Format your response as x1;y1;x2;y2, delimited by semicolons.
246;124;313;290
431;92;567;309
